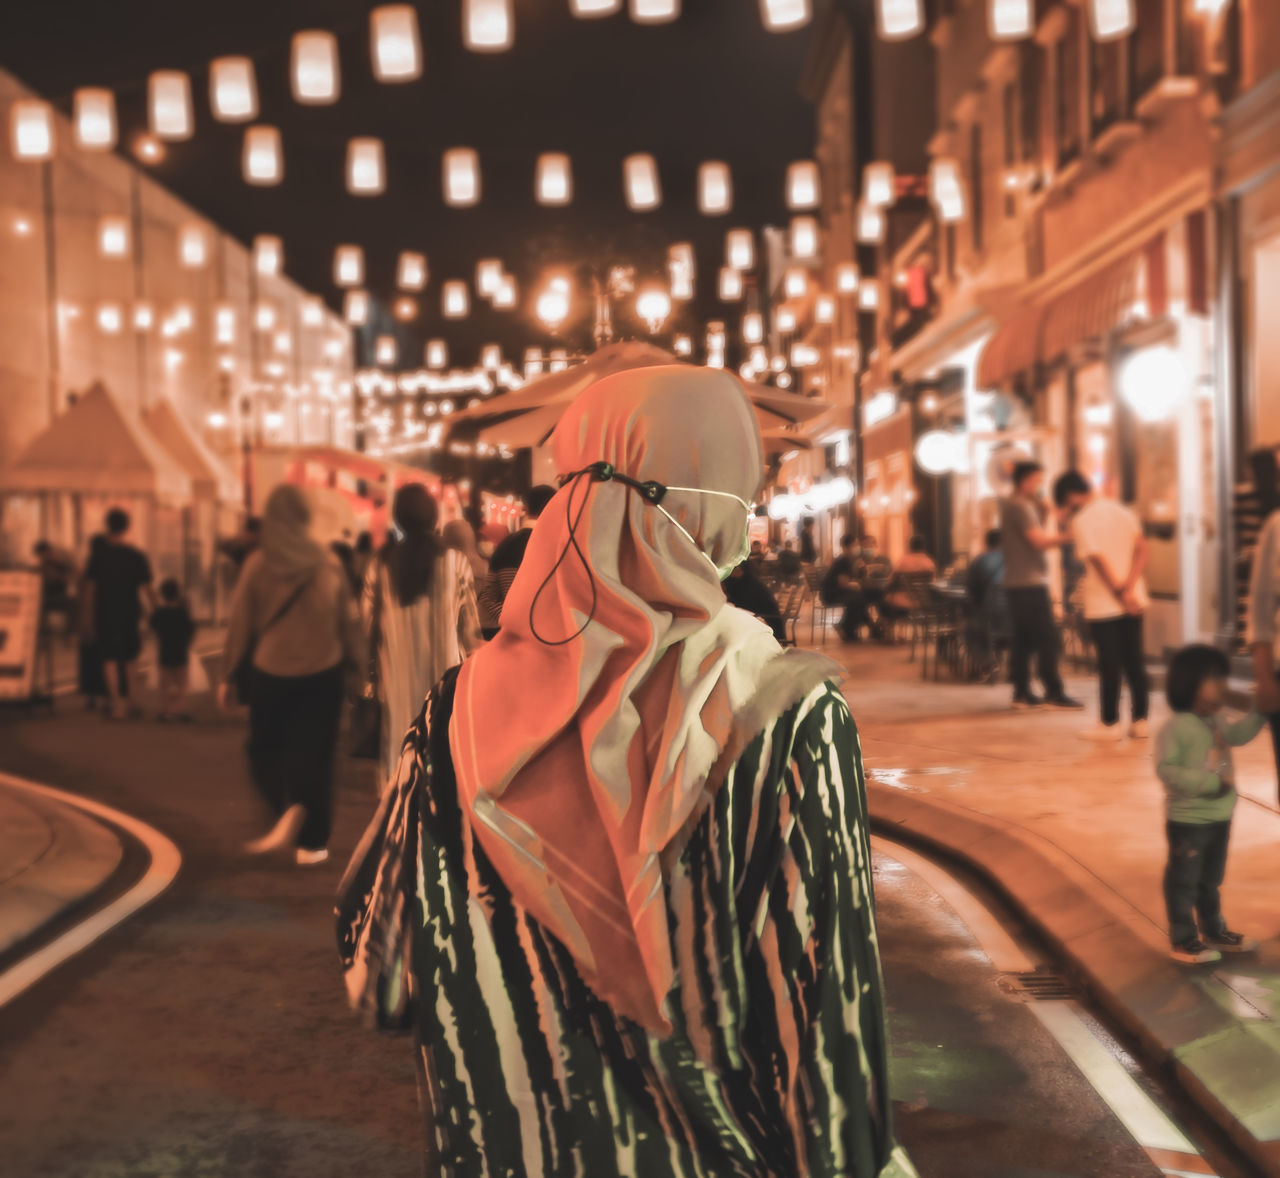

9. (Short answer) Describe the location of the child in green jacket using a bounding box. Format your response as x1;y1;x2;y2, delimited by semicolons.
1156;645;1265;964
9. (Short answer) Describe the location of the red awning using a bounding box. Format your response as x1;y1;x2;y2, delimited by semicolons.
976;305;1045;390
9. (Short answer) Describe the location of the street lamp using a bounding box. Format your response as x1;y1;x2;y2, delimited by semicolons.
636;288;672;333
536;282;571;331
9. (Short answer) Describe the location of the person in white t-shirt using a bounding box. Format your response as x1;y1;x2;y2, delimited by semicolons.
1054;470;1150;743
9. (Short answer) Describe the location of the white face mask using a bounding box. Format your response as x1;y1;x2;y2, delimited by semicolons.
655;486;753;582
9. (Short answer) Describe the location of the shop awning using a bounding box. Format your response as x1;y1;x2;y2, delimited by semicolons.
142;398;238;503
1039;247;1149;364
976;305;1045;390
0;382;191;503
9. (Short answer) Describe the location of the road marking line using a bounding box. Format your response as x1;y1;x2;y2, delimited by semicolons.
0;771;181;1008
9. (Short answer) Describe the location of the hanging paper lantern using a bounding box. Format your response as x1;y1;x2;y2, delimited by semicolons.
790;215;819;259
836;262;861;293
749;345;768;370
465;0;514;51
74;89;116;151
97;303;124;335
394;297;418;321
760;0;811;30
786;160;820;209
742;312;763;344
302;296;325;327
536;153;573;205
726;229;755;271
254;302;276;331
857;200;886;243
334;245;365;288
149;71;193;140
719;268;744;301
210;57;258;122
875;0;925;39
134;134;165;164
571;0;622;15
636;288;672;331
775;307;798;333
375;335;398;366
1088;0;1135;40
476;259;503;298
243;125;283;185
10;100;54;160
426;340;448;369
863;161;896;207
443;281;470;318
815;295;835;324
133;302;155;331
179;223;209;269
930;157;966;222
493;275;518;309
254;234;283;277
347;138;386;195
624;154;662;211
273;329;292;355
371;5;423;82
988;0;1033;39
631;0;680;23
398;251;427;290
698;162;733;215
858;279;881;311
444;148;481;206
481;344;502;370
215;304;236;345
668;242;695;300
344;290;370;326
99;215;129;258
784;267;807;299
292;31;340;104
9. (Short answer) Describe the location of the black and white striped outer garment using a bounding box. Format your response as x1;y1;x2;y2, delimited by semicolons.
338;665;918;1178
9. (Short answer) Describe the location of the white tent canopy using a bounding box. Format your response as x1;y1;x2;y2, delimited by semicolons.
142;398;238;503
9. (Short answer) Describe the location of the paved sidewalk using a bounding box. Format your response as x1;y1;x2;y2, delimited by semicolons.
813;631;1280;1174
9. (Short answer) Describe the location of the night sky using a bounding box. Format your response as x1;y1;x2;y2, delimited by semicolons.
0;1;817;369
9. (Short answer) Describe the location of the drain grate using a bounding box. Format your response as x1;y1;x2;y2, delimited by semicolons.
998;968;1078;1002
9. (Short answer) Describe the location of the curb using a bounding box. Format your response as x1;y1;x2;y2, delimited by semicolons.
867;782;1280;1177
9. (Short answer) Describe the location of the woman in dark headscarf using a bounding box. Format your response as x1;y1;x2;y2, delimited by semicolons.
219;484;364;865
361;484;481;787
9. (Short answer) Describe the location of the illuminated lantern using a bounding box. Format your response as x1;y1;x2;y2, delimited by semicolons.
493;275;518;309
134;134;164;164
776;307;797;333
790;215;818;259
243;125;283;185
636;289;671;331
719;268;744;301
99;215;129;258
74;89;116;151
1088;0;1135;40
630;0;680;22
344;290;369;326
760;0;811;30
334;245;365;288
254;302;276;331
465;0;514;51
426;340;448;369
482;344;502;369
476;259;503;297
536;153;573;205
784;267;807;298
254;234;283;277
863;161;895;207
571;0;622;14
443;281;470;318
133;302;154;331
857;200;886;243
211;57;258;122
371;5;423;82
930;157;966;222
97;303;123;335
875;0;924;39
698;161;733;215
549;350;569;373
786;160;820;209
347;137;386;194
624;154;661;210
215;304;236;344
273;329;292;355
726;228;755;270
790;344;819;367
444;148;481;206
149;71;193;140
816;295;836;324
398;251;427;290
988;0;1033;39
302;296;325;327
292;31;340;104
179;223;209;268
668;242;695;300
749;344;768;369
394;297;418;321
915;430;958;475
673;335;693;357
859;279;881;311
376;335;398;366
742;311;764;344
11;100;54;160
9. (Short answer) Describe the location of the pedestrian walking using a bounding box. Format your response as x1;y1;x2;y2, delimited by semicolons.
85;508;156;721
362;485;482;786
1156;644;1264;964
1247;501;1280;801
75;534;111;711
965;528;1009;680
999;462;1082;711
1054;470;1150;742
150;578;196;722
477;484;556;636
218;485;364;866
338;365;917;1178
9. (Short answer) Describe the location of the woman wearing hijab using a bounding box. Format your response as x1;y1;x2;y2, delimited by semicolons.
338;368;916;1177
219;484;364;866
362;485;482;787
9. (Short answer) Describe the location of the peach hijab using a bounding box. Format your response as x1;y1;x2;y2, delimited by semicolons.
449;365;837;1032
